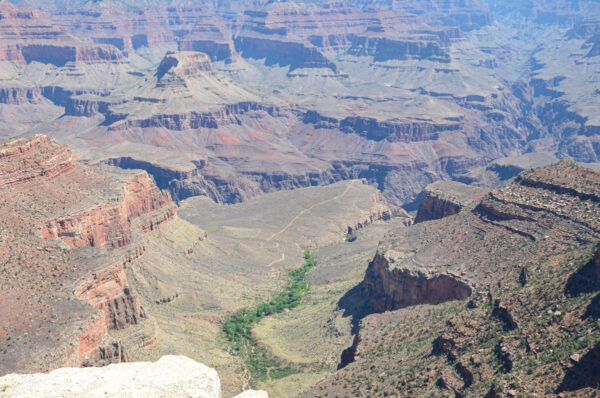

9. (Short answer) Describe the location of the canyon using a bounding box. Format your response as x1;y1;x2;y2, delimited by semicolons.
0;0;596;207
1;0;600;397
0;134;404;396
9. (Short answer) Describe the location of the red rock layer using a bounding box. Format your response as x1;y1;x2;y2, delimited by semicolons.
0;135;74;187
42;172;174;249
0;135;174;373
0;1;122;64
75;246;146;363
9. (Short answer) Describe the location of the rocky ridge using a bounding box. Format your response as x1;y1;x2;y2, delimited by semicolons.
304;159;600;396
0;135;176;374
363;159;600;313
414;180;488;223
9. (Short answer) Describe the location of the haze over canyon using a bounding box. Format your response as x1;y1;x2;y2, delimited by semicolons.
0;0;600;397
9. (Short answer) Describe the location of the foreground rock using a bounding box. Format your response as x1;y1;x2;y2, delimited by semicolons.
0;355;266;398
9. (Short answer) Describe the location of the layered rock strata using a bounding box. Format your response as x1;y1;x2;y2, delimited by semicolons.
0;135;176;375
362;159;600;313
0;1;122;65
415;180;488;223
42;172;174;249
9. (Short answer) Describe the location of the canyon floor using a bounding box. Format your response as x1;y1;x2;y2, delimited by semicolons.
0;134;409;397
1;0;600;397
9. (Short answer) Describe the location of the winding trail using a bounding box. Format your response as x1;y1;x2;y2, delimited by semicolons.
267;180;357;241
266;253;285;269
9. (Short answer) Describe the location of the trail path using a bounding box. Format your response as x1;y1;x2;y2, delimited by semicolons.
267;180;357;241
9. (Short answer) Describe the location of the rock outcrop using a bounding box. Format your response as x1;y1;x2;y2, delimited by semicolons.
0;356;222;398
0;355;268;397
74;246;147;365
300;110;459;143
363;252;473;312
307;161;600;398
0;135;74;187
415;180;487;223
42;172;175;249
362;159;600;316
0;135;177;375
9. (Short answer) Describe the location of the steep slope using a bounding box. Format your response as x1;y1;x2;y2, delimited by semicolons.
0;135;175;375
304;159;600;397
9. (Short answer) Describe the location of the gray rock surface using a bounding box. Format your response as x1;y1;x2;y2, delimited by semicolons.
0;355;267;398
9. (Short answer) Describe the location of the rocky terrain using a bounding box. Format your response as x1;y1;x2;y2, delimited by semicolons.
1;0;600;397
0;0;122;65
303;159;600;397
0;134;406;397
0;0;597;207
414;180;488;223
0;135;175;374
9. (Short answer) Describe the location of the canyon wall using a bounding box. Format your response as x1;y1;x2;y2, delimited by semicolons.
415;181;488;223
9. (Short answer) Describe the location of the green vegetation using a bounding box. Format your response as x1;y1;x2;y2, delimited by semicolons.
223;251;316;384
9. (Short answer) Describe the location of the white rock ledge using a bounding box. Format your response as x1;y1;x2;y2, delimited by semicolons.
0;355;267;398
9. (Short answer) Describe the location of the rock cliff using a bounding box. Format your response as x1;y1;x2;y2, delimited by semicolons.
0;1;122;65
363;252;473;312
414;180;488;223
0;135;176;375
362;159;600;314
307;159;600;397
42;172;174;249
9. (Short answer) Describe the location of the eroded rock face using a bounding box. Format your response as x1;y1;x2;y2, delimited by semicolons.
363;252;472;312
309;161;600;398
42;172;175;249
75;246;147;360
0;135;74;187
361;159;600;316
155;51;215;81
0;135;178;375
0;1;122;65
415;181;488;223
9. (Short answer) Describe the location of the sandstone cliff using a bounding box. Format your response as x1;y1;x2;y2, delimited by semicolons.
42;172;175;249
0;135;176;375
